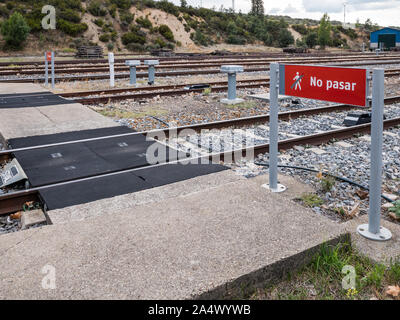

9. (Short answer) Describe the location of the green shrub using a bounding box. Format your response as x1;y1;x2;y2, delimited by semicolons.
292;24;308;35
120;12;134;27
88;1;107;16
277;28;294;47
108;4;117;18
59;9;81;23
58;20;88;36
158;24;174;41
136;16;152;29
305;31;318;48
107;42;114;51
94;18;104;27
1;12;30;48
110;31;118;41
155;37;166;48
110;0;131;10
191;29;211;46
121;32;146;45
227;34;246;45
126;42;146;52
99;33;110;42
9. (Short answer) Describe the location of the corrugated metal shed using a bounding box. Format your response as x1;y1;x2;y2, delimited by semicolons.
370;27;400;49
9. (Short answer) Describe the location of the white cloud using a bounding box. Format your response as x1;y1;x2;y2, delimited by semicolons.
283;4;298;14
302;0;343;13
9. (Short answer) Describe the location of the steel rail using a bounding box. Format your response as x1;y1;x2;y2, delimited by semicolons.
1;52;399;67
2;56;400;75
2;115;400;215
3;58;400;84
2;96;400;159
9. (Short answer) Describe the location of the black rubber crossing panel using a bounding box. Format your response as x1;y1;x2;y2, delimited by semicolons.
11;126;190;187
9;126;132;148
0;92;75;109
39;172;153;210
39;162;227;210
11;126;228;210
0;92;53;98
136;163;227;188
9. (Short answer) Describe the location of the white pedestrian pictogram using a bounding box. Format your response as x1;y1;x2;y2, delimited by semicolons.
292;72;303;90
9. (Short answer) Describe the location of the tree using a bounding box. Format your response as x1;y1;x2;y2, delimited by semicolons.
1;12;30;49
318;13;331;49
180;0;187;8
250;0;264;16
305;31;318;48
277;28;294;47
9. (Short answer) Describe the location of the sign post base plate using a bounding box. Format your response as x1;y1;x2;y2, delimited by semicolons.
357;224;392;241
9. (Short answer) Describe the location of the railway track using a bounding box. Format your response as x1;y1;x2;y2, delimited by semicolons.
1;95;400;215
2;56;400;78
60;68;400;104
2;58;400;84
2;55;400;75
1;52;399;68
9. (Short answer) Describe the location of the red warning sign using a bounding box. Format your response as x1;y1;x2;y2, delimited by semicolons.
46;52;52;62
279;64;367;107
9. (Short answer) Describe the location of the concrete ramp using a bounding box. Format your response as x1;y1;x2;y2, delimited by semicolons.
0;171;347;299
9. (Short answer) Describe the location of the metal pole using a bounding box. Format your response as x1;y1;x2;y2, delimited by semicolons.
227;73;236;100
108;52;115;87
44;52;48;87
263;63;286;193
357;68;391;241
148;66;155;85
51;51;55;89
129;67;136;86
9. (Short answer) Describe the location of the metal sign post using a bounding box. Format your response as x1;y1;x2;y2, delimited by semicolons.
276;63;391;241
108;52;115;87
44;52;49;87
262;63;286;193
357;68;392;241
51;51;55;89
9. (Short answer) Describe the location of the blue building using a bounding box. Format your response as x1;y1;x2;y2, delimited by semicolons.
370;27;400;49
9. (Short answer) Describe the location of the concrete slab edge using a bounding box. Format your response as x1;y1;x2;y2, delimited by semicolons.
194;233;351;300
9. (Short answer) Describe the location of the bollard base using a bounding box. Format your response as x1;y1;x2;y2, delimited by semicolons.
261;183;287;193
221;98;244;105
357;224;392;241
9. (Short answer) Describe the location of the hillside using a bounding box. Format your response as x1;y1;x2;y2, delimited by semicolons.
0;0;373;55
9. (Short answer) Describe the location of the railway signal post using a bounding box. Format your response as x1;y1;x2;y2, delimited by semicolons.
51;51;55;89
125;60;141;86
220;65;244;105
108;52;115;87
144;60;159;85
278;63;391;241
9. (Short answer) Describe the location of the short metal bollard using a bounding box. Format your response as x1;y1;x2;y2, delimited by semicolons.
220;65;244;104
125;60;141;86
108;52;115;87
144;60;159;85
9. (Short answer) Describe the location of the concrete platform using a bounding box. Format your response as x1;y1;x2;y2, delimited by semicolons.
345;216;400;264
0;83;117;142
0;171;347;299
248;93;292;102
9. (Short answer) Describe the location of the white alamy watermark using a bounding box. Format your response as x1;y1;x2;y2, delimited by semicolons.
145;128;256;165
41;5;56;30
41;264;56;290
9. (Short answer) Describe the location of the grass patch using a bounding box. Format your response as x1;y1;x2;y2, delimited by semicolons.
226;100;257;109
298;193;324;208
97;107;167;119
249;243;400;300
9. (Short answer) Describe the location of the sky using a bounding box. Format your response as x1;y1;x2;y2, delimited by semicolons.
169;0;400;27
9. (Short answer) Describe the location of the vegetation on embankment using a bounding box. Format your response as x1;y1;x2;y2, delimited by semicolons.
0;0;380;53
